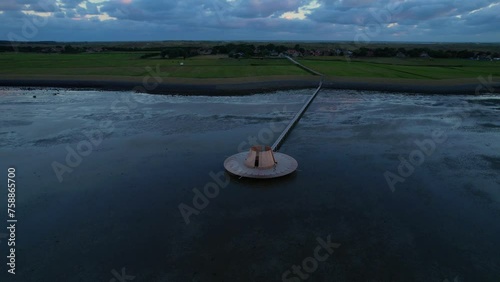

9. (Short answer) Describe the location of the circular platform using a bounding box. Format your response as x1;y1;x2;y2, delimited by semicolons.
224;151;298;179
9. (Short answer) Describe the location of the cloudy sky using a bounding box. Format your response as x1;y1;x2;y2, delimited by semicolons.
1;0;499;42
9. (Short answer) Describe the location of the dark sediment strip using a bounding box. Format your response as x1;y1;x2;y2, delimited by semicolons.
0;78;498;95
322;81;500;95
0;78;319;95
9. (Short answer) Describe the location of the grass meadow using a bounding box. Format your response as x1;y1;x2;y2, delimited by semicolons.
0;52;307;78
0;52;498;80
299;56;499;79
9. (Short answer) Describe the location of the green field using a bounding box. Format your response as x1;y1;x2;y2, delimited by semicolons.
299;57;499;79
0;52;498;80
0;52;308;78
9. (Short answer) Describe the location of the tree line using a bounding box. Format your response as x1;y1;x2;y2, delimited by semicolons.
352;47;498;59
1;42;498;60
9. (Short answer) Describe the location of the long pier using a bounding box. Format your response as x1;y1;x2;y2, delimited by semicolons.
284;55;323;76
271;61;323;151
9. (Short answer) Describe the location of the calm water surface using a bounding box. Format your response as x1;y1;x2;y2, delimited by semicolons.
0;88;499;282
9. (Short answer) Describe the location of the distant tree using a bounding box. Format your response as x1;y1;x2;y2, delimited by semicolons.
226;43;236;52
160;49;168;58
373;47;396;57
407;48;430;58
140;53;159;59
212;45;226;54
457;50;474;58
62;44;79;54
276;45;287;53
169;49;180;58
428;49;448;58
354;47;370;57
159;48;188;59
265;43;275;51
234;44;254;57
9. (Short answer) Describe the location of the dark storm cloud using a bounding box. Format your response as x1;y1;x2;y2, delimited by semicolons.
0;0;498;41
99;0;306;21
85;2;99;14
75;2;99;15
306;0;499;41
58;0;84;8
0;0;24;11
100;0;179;21
230;0;307;18
308;0;405;25
462;2;500;26
28;0;60;12
395;1;458;23
50;8;74;18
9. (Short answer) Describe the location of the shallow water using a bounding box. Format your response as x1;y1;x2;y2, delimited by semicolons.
0;88;499;282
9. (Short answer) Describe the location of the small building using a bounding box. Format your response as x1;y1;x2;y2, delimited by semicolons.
420;52;430;58
396;51;406;58
197;48;212;55
286;49;301;57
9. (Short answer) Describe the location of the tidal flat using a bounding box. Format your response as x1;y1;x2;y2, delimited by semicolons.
0;88;499;281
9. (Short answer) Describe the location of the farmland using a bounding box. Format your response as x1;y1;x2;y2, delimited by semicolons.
0;51;498;81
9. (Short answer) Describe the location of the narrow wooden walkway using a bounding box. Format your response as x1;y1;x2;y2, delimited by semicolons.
272;57;323;151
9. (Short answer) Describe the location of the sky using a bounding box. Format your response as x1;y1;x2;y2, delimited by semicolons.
1;0;499;42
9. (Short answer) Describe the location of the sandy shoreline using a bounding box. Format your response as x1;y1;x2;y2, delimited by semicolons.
0;75;498;95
